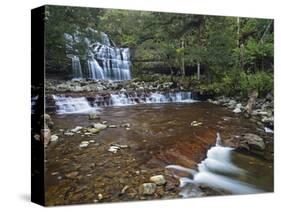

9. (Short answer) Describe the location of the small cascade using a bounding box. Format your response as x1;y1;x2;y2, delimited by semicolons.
53;95;100;114
110;93;137;106
166;133;262;197
52;91;196;114
109;91;196;106
71;56;83;79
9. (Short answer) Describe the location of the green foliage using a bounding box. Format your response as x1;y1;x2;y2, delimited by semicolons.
45;5;274;97
199;70;273;97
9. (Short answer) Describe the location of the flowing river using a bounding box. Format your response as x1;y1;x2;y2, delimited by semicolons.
45;101;273;205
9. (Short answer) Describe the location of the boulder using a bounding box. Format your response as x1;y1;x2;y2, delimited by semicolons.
93;123;107;130
139;183;157;195
240;133;265;151
150;175;166;185
233;107;242;113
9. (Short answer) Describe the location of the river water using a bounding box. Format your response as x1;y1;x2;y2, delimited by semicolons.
45;102;273;205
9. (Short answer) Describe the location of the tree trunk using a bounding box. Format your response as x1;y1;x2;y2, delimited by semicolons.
197;62;200;80
181;40;185;79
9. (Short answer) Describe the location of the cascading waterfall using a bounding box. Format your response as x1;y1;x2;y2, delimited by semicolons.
71;56;83;79
88;43;131;81
52;91;196;114
166;133;262;197
53;95;100;114
64;29;131;81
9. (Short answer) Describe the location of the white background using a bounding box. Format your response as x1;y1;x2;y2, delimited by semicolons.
0;0;280;211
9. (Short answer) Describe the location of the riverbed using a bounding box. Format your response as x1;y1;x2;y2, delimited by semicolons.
45;102;273;205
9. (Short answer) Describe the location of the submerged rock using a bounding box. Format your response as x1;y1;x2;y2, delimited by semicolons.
65;171;79;179
87;128;100;134
71;126;83;133
121;123;131;128
139;183;157;195
79;141;90;148
93;123;107;130
190;121;202;127
150;175;166;185
108;146;120;153
64;132;75;136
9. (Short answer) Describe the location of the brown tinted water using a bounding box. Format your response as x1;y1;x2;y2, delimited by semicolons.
45;102;273;205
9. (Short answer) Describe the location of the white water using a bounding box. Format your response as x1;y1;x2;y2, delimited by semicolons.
65;29;131;81
71;56;83;79
166;133;262;197
53;95;100;114
53;91;196;114
109;91;196;106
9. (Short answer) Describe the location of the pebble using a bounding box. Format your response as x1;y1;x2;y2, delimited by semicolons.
109;125;117;128
64;132;74;136
190;121;202;127
71;126;83;133
98;193;103;200
65;171;79;179
108;146;120;153
79;141;90;148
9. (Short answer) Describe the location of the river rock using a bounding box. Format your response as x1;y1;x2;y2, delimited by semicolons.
93;123;107;130
79;141;90;148
190;121;202;127
64;132;75;136
71;126;83;133
240;133;265;151
65;171;79;179
150;175;166;185
87;128;100;134
139;183;157;195
108;146;120;153
50;134;59;142
109;125;117;128
233;107;242;113
121;123;131;128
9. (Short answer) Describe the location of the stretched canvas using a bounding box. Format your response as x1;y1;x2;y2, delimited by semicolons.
31;5;274;206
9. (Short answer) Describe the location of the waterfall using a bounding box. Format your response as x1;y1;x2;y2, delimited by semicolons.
88;43;131;81
87;59;105;80
166;133;262;197
52;91;196;114
71;56;83;79
64;29;131;81
109;91;196;106
53;95;100;114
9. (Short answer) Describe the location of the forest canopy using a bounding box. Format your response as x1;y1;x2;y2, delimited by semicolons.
45;5;274;97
